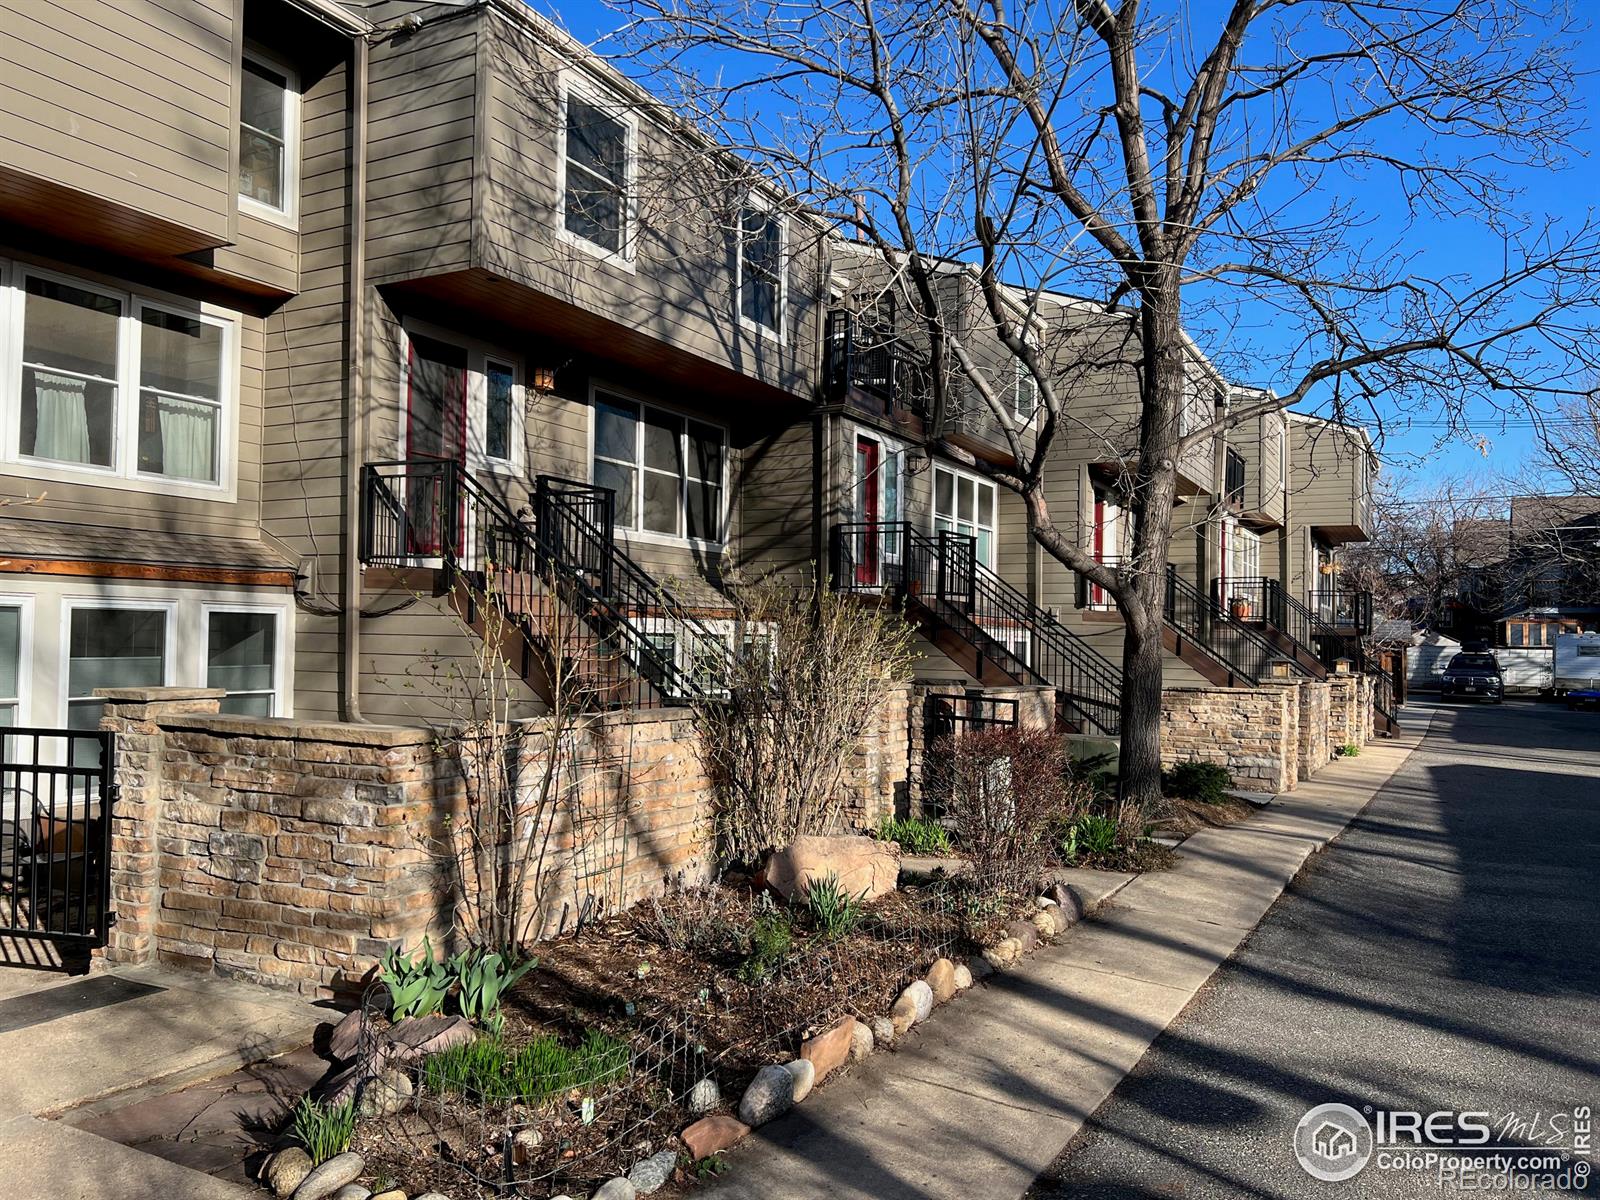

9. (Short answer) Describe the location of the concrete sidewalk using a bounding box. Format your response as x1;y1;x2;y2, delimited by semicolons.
701;713;1433;1200
0;961;325;1199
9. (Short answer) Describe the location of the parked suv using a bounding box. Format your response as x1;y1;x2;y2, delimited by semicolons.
1441;651;1504;703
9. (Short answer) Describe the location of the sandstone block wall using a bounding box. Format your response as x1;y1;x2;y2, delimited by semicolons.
1160;686;1296;794
1297;680;1333;779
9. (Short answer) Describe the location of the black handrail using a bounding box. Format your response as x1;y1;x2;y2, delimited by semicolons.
830;521;1123;735
824;309;932;416
1311;588;1373;635
361;461;735;707
1221;576;1367;676
1165;565;1311;685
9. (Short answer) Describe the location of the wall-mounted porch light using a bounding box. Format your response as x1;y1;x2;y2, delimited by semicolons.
1267;658;1295;680
532;365;558;394
1333;658;1352;674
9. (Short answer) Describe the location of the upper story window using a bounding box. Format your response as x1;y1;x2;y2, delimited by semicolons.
562;89;632;259
738;204;785;336
592;391;726;544
2;261;235;494
239;52;298;222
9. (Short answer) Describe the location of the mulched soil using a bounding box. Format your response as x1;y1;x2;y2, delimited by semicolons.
356;878;1038;1198
1152;794;1257;839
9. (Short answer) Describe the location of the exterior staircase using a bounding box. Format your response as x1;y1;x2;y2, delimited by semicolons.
831;522;1123;736
360;460;735;709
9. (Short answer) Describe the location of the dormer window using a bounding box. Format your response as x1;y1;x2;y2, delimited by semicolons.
562;89;632;259
738;204;785;337
239;52;298;222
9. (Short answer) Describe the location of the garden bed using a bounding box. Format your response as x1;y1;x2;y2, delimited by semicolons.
349;877;1040;1198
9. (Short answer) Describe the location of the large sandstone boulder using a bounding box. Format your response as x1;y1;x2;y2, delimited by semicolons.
764;835;899;903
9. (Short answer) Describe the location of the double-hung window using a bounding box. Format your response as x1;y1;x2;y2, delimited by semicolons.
239;52;297;220
66;604;170;765
4;263;233;491
563;90;631;258
0;601;22;728
738;204;784;336
592;393;726;543
206;608;280;716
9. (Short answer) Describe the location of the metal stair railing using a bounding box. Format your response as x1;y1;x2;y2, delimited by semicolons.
1164;566;1312;685
361;460;736;707
831;521;1123;736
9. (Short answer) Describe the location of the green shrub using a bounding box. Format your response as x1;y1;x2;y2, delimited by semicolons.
290;1095;357;1165
1334;743;1361;758
1161;761;1234;805
737;909;794;983
877;815;953;856
801;872;864;939
1059;814;1120;864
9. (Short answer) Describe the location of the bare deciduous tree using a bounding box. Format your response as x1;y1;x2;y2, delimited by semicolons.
614;0;1600;808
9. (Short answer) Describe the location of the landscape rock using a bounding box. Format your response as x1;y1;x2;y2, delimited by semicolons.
982;938;1022;969
925;958;957;1003
683;1114;750;1160
593;1176;637;1200
1047;882;1086;924
849;1019;874;1061
628;1149;678;1194
800;1015;856;1084
326;1010;369;1063
266;1147;313;1198
687;1076;721;1116
369;1192;406;1200
358;1068;413;1119
511;1127;542;1166
953;963;974;990
903;980;935;1023
381;1016;475;1065
869;1015;896;1047
291;1152;365;1200
1006;919;1041;952
764;835;899;903
738;1064;796;1127
414;1194;451;1200
889;992;919;1036
330;1187;370;1200
1031;909;1059;938
782;1057;816;1103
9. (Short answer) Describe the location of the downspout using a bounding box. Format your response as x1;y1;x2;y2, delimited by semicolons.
340;33;370;722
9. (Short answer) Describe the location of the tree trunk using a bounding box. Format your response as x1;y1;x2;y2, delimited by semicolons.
1117;603;1167;813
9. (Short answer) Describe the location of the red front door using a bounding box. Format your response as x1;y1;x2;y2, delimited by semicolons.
856;436;880;584
405;333;468;555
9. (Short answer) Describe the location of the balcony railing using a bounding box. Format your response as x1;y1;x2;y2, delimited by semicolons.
824;309;931;417
1311;588;1373;635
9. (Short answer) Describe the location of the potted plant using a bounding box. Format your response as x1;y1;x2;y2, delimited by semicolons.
1230;595;1253;620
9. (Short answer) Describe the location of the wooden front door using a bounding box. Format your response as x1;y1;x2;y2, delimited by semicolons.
855;435;880;584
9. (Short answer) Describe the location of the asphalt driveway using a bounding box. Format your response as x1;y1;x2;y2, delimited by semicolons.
1031;699;1600;1198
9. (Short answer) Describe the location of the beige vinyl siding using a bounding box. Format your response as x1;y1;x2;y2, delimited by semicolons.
0;0;234;243
1288;420;1370;535
477;7;822;400
214;211;300;295
735;417;816;587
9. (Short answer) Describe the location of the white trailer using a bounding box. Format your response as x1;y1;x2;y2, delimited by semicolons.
1554;631;1600;694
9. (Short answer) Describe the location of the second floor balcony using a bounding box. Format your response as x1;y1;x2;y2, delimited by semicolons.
823;309;932;421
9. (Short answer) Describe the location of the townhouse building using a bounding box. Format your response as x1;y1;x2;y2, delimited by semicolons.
0;0;1388;750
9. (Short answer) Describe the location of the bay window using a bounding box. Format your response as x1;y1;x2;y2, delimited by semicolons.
4;262;234;491
593;392;726;544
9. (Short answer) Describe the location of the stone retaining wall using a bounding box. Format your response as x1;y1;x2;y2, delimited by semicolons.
1296;680;1333;779
1326;672;1360;749
1159;686;1297;793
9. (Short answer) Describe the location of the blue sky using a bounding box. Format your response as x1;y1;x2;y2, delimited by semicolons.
533;0;1597;496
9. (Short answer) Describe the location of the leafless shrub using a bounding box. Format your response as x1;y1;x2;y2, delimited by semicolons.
693;580;916;867
935;727;1076;898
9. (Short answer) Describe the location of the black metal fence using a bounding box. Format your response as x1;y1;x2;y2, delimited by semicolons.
1165;566;1309;686
1;729;116;945
823;309;932;416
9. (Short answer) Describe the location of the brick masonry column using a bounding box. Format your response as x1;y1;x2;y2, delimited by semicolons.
1296;680;1333;778
1326;672;1359;750
95;687;225;967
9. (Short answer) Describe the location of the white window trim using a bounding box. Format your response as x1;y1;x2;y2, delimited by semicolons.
397;320;526;476
202;602;288;718
587;381;729;552
931;461;998;571
238;47;301;227
0;592;35;728
852;425;906;561
555;71;638;271
735;195;787;343
59;598;177;727
0;258;239;500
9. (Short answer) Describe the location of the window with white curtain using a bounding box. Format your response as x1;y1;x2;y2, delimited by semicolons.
3;262;234;491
